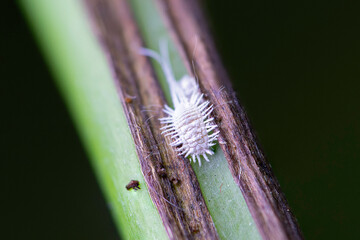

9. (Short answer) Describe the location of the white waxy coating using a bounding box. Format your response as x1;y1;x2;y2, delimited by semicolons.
179;75;199;99
139;41;219;166
159;92;219;166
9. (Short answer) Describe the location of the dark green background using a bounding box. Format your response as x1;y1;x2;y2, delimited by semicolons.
203;1;360;239
2;0;359;239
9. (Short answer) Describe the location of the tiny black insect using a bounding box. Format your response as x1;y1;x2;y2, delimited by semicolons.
126;180;140;191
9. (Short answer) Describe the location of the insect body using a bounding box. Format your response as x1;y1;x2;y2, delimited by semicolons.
126;180;140;191
139;41;219;166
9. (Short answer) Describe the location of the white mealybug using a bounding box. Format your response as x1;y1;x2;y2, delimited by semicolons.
139;41;219;166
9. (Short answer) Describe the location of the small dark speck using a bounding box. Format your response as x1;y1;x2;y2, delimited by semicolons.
170;177;181;185
124;95;136;103
126;180;140;191
125;97;133;103
156;167;167;177
190;220;200;233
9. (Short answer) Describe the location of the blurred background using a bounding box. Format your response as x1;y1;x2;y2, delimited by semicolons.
2;0;359;239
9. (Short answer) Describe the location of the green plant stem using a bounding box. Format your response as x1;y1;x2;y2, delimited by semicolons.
19;0;168;239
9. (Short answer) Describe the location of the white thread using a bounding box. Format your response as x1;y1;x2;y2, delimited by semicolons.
139;41;219;166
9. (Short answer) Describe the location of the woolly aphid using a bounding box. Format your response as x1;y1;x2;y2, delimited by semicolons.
139;41;219;166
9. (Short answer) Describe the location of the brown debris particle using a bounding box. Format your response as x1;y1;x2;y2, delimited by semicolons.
170;177;181;186
189;219;200;233
125;97;133;103
156;167;167;177
124;95;136;103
